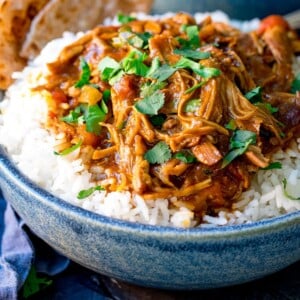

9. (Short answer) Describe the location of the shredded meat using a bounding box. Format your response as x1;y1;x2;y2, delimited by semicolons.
40;13;300;223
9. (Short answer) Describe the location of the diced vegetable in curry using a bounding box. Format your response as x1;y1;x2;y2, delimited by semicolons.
39;13;300;221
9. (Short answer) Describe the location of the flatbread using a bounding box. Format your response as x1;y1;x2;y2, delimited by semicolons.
20;0;154;59
0;0;49;89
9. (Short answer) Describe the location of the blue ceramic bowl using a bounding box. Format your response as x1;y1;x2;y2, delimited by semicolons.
0;145;300;290
152;0;299;20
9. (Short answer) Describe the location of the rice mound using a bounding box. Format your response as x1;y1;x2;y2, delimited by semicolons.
0;12;300;228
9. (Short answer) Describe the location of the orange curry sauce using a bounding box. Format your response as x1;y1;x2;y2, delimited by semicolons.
40;13;300;220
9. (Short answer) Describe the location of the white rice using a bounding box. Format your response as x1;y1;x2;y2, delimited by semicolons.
0;12;299;228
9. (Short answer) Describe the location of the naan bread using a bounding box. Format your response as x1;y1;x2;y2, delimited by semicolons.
0;0;49;89
0;0;153;89
21;0;153;59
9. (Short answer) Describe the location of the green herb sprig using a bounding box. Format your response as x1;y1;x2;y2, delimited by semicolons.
291;73;300;94
222;130;257;168
174;150;197;163
77;185;105;199
282;178;300;200
75;57;91;88
54;140;83;156
144;141;172;164
134;90;165;115
22;266;52;299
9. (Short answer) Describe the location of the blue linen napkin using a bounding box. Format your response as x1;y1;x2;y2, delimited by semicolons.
0;192;33;300
0;191;71;299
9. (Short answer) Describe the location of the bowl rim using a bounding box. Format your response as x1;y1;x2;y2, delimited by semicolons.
1;145;299;238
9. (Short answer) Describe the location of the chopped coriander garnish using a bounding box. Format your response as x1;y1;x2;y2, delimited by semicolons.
122;31;152;49
184;99;201;113
174;57;221;79
244;86;262;103
149;114;166;127
291;73;300;94
245;86;278;114
54;140;82;156
77;185;105;199
140;81;167;98
85;104;107;134
185;25;201;49
222;130;257;168
148;63;177;82
261;162;282;170
122;50;149;77
61;106;82;124
179;25;201;50
173;49;210;60
282;178;300;200
225;119;237;130
102;89;111;102
100;98;108;114
174;150;197;163
22;266;52;299
98;56;121;83
117;13;136;24
134;90;165;115
184;81;207;94
146;57;160;78
75;57;91;88
255;102;279;114
144;141;172;164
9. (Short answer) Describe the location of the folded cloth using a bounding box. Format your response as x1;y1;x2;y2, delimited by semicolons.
0;193;33;300
0;191;70;299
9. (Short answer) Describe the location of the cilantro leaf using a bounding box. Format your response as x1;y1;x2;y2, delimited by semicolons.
225;119;237;130
148;63;177;82
140;81;166;98
22;266;52;299
98;56;121;82
54;140;82;156
291;73;300;94
102;89;111;102
61;106;82;124
244;87;278;114
179;25;201;49
77;185;105;199
134;90;165;115
117;13;136;24
75;57;91;88
184;99;201;113
85;104;106;134
255;102;278;114
282;178;300;200
174;150;197;163
174;49;210;60
149;114;166;127
121;31;152;49
230;130;256;148
185;25;201;49
174;57;220;79
146;57;160;78
244;86;262;103
144;141;172;164
184;80;207;94
261;162;282;170
222;130;257;168
122;50;149;77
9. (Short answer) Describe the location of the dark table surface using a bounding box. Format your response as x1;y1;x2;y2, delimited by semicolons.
24;259;300;300
19;230;300;300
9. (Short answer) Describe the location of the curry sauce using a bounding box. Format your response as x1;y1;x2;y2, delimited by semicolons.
40;13;300;220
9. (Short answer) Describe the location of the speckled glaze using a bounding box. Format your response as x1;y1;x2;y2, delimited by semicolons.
0;146;300;290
